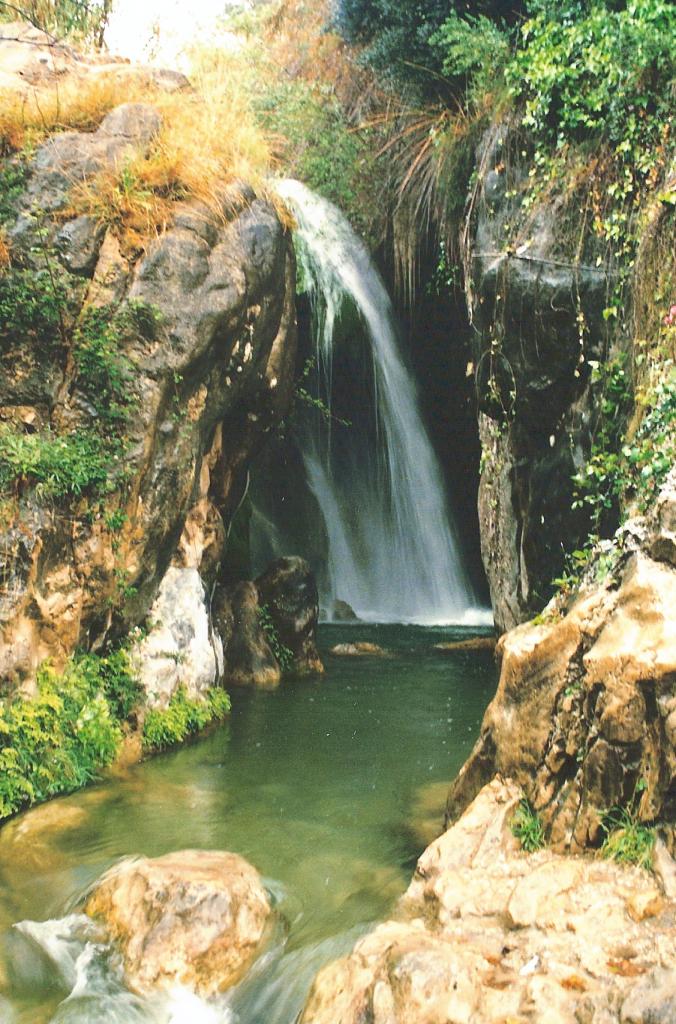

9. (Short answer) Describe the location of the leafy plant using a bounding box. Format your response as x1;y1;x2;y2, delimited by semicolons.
0;651;133;820
0;265;71;349
511;798;546;852
601;780;656;870
0;0;113;46
0;158;28;225
142;686;231;752
0;427;111;498
257;603;294;673
73;303;137;427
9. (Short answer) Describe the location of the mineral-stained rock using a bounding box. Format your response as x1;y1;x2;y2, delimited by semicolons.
225;581;281;689
255;556;323;675
445;526;676;850
84;850;271;996
469;122;613;631
0;80;297;689
300;779;676;1024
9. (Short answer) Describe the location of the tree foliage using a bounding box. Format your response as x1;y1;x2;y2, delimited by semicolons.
332;0;521;96
0;0;111;45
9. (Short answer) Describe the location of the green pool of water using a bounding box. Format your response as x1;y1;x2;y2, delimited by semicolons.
0;624;496;1023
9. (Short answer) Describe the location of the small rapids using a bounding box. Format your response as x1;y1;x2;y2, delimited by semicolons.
0;624;497;1024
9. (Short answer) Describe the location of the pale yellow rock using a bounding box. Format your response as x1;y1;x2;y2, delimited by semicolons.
299;781;676;1024
85;849;271;996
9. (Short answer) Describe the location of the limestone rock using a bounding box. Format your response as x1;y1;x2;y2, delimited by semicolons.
84;850;271;996
130;566;223;708
0;85;297;688
470;122;612;630
301;780;676;1024
255;556;323;675
446;523;676;850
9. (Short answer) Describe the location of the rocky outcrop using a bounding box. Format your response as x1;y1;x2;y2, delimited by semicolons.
130;566;224;707
468;121;613;631
84;849;272;996
225;580;282;689
301;779;676;1024
217;558;324;687
447;473;676;851
255;556;323;675
0;74;296;690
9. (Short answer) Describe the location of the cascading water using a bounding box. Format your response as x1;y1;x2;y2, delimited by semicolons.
272;180;480;624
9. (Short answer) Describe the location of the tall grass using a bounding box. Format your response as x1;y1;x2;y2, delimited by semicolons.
0;48;282;251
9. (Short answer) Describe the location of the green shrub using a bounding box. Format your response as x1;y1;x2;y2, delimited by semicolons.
0;654;130;819
254;79;374;232
601;805;655;869
511;798;546;851
431;12;510;104
0;296;149;501
257;603;294;672
0;426;112;498
507;1;675;154
0;266;70;349
142;686;231;752
0;158;29;225
73;304;137;427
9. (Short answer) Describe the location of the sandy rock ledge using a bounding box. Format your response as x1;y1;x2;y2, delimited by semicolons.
300;779;676;1024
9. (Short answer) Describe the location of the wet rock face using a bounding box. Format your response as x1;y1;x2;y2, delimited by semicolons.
225;580;281;689
301;779;676;1024
447;478;676;852
218;559;324;687
470;123;611;631
84;850;271;996
255;556;323;675
0;91;296;688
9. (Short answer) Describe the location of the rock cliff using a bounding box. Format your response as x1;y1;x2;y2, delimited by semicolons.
0;40;298;695
447;471;676;852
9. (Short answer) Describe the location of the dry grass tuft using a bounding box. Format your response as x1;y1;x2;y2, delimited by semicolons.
0;73;144;155
1;47;282;252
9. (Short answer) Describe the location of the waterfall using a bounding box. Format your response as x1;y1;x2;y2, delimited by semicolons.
270;180;482;624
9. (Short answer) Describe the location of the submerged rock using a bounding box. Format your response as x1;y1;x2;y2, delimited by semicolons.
300;779;676;1024
84;850;271;997
255;556;323;675
330;642;390;657
434;636;496;653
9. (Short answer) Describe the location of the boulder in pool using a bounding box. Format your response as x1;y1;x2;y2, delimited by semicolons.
255;556;324;675
330;641;390;657
84;849;271;996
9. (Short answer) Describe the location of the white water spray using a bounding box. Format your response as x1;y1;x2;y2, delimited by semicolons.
276;180;481;624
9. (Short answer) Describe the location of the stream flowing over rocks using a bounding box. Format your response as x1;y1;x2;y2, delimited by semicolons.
300;779;676;1024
